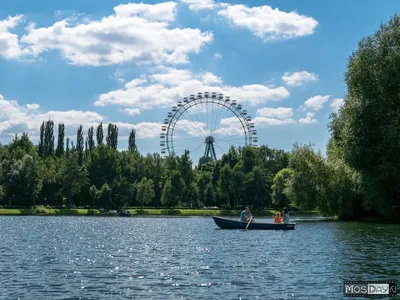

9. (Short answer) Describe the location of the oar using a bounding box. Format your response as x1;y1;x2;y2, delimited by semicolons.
245;217;253;229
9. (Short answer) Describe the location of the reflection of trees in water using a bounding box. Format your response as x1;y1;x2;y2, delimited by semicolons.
331;222;400;281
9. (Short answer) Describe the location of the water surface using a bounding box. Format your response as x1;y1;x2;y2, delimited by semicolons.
0;216;399;299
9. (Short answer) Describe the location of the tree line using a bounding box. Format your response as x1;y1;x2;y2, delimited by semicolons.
0;15;399;220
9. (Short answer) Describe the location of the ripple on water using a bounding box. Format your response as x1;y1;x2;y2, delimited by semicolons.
0;216;399;299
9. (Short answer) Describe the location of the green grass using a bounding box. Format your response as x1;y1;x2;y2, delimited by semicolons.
0;208;322;217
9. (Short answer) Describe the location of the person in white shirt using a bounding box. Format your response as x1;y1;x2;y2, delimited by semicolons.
282;207;290;224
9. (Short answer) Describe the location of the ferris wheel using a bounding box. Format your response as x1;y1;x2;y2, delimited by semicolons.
160;92;258;161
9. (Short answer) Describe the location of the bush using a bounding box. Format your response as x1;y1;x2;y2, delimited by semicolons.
34;205;48;214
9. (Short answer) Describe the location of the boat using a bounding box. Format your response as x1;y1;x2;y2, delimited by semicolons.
212;216;295;230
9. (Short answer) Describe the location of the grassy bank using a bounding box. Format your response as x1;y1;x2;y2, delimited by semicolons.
0;207;320;217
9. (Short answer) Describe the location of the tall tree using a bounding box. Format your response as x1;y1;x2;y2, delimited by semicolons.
44;120;55;157
128;129;137;153
106;123;118;150
38;121;45;158
76;125;84;165
66;137;70;158
96;122;104;145
88;126;95;152
331;14;400;220
56;123;65;157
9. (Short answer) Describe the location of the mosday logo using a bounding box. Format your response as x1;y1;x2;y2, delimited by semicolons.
344;281;397;297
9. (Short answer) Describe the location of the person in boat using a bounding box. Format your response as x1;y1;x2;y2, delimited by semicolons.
274;212;282;223
282;207;290;224
240;207;253;222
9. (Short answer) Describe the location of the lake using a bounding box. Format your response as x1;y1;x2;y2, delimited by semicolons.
0;216;399;299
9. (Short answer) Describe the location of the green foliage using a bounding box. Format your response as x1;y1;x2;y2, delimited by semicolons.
56;123;65;157
136;177;155;210
161;179;175;208
128;129;137;153
96;122;104;145
60;152;88;208
272;168;294;208
329;14;400;220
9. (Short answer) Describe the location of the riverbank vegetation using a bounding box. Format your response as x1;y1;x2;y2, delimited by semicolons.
0;15;399;221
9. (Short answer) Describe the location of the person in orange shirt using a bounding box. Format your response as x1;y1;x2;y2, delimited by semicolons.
274;212;282;223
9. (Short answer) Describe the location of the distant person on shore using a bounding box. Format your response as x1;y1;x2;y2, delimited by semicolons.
240;207;253;222
282;207;290;224
274;212;282;223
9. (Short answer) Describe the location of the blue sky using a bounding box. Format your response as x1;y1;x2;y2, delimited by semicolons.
0;0;398;161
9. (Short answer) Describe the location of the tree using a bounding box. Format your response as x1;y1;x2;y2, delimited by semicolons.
76;125;84;165
330;14;400;220
0;134;43;207
128;129;137;153
38;121;45;158
245;166;271;209
66;138;70;158
272;168;294;208
106;123;118;150
56;123;65;157
88;126;95;152
60;152;88;208
204;182;216;206
161;179;175;210
44;120;55;157
136;177;155;212
96;122;104;145
218;164;232;207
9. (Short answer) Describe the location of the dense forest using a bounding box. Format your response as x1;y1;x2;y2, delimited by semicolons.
0;15;400;221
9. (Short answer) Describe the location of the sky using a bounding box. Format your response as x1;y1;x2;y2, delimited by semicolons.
0;0;398;161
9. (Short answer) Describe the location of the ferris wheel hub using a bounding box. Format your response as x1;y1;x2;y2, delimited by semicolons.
205;135;215;143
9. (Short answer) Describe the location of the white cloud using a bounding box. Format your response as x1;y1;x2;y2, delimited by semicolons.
256;107;293;119
330;98;344;112
201;72;222;85
180;0;217;11
282;71;318;86
26;103;40;111
253;116;296;126
303;95;330;111
213;52;222;59
123;108;141;116
19;2;213;66
0;15;31;60
218;4;318;41
299;112;317;124
95;67;290;109
0;94;161;142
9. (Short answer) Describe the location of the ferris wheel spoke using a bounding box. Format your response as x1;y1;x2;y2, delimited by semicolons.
211;102;229;134
162;94;256;161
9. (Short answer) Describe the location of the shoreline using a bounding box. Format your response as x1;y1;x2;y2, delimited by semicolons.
0;208;320;218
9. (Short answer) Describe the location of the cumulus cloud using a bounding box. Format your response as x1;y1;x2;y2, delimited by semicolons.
330;98;344;112
282;71;318;86
218;4;318;41
180;0;218;11
299;112;317;124
17;2;213;66
253;117;296;126
303;95;330;111
26;103;40;111
0;15;31;60
0;94;161;142
256;107;293;119
95;67;290;109
123;108;141;116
